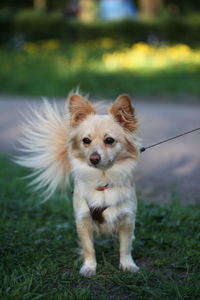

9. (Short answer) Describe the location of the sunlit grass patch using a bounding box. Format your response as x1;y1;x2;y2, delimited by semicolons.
0;41;200;97
103;43;200;72
24;39;60;54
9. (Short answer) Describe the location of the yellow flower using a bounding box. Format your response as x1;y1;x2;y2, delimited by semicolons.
132;42;152;54
102;43;200;71
87;38;115;49
41;40;60;51
24;42;38;54
99;38;115;49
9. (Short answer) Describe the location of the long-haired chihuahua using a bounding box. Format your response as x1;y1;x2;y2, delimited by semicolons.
16;93;141;276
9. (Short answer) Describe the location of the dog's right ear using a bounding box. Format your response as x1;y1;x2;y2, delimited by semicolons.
68;94;95;127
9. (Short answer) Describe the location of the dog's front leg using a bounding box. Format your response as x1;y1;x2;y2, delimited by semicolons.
77;216;96;277
118;222;139;273
73;190;97;276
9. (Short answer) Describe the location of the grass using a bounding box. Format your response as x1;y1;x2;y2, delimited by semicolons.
0;41;200;98
1;155;200;299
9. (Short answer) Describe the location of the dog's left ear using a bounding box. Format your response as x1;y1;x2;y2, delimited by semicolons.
109;94;138;132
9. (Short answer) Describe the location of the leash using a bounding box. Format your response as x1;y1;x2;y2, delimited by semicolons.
140;127;200;153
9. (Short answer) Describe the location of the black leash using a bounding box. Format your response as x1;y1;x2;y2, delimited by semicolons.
140;127;200;153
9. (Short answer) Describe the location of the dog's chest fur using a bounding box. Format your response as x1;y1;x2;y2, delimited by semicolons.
72;160;137;228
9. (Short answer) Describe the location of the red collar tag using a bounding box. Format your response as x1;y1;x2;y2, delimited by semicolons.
96;184;109;191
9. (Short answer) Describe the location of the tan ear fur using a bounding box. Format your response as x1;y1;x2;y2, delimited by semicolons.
109;94;138;132
69;94;96;127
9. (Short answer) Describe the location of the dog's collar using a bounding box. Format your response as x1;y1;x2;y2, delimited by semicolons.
96;184;109;191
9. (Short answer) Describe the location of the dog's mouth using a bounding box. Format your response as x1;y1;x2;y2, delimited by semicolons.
88;161;100;169
89;163;99;169
88;160;114;170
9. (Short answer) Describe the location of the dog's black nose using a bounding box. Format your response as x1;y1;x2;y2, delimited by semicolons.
90;152;101;165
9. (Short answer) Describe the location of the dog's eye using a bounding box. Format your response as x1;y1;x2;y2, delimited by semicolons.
82;137;91;144
104;137;115;145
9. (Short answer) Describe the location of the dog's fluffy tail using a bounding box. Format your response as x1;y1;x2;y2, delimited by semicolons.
15;99;71;200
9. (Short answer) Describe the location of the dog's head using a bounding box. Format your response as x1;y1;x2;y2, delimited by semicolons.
68;94;139;170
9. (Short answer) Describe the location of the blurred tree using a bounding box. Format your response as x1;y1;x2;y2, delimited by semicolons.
0;0;32;9
64;0;79;19
79;0;96;22
164;0;200;13
138;0;163;17
0;0;199;13
46;0;67;11
34;0;46;10
0;0;69;11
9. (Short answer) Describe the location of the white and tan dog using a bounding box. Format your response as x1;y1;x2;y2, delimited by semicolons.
16;93;141;277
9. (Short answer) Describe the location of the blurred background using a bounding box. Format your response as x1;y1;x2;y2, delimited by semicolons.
0;0;200;202
0;0;200;97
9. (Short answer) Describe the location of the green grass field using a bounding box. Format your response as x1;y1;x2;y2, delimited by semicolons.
0;41;200;98
1;155;200;300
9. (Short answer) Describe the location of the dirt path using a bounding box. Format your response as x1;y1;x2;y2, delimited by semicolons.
1;95;200;203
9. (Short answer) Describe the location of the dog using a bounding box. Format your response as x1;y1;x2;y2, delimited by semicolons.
16;93;141;277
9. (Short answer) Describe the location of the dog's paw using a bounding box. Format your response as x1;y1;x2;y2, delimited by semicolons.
120;256;139;273
79;261;96;277
120;262;139;273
